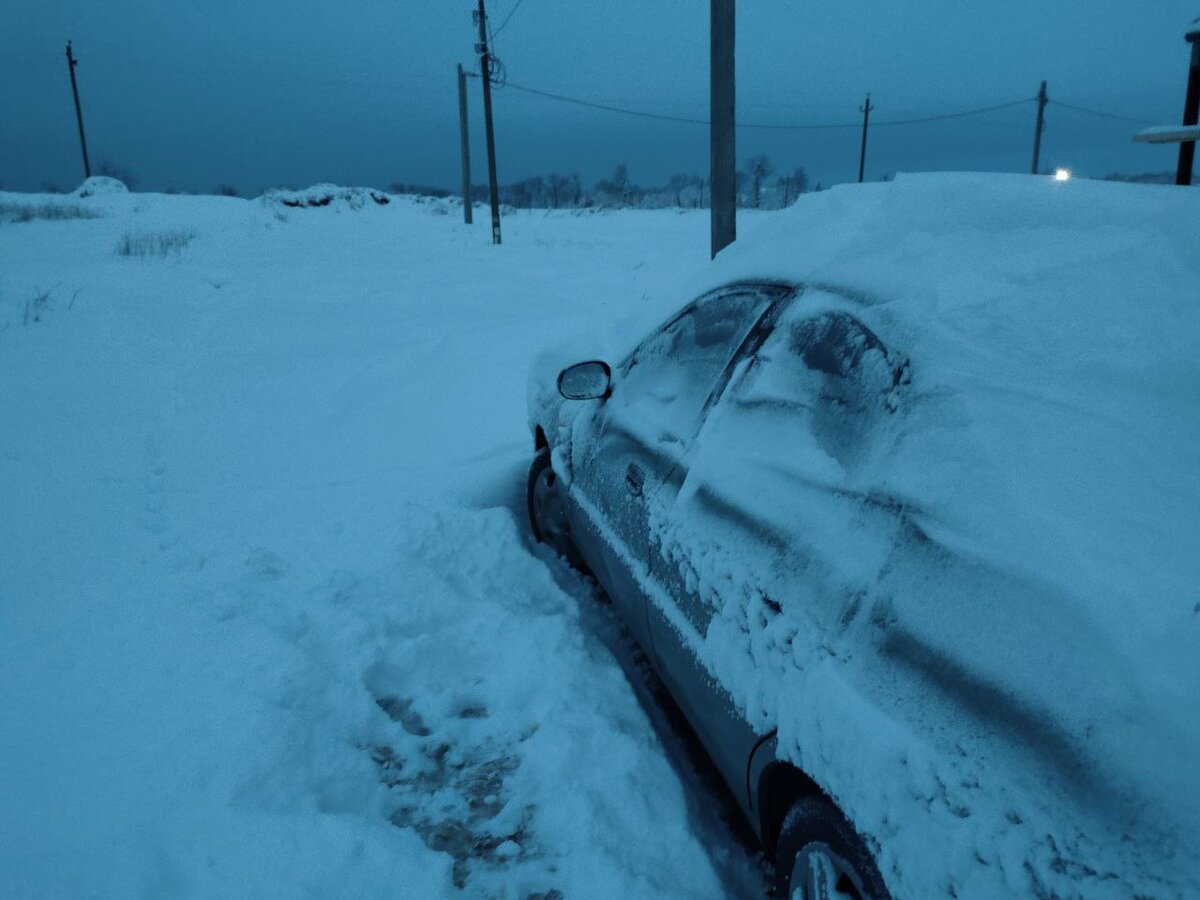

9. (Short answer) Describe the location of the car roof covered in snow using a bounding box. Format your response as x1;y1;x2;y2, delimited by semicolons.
657;171;1200;896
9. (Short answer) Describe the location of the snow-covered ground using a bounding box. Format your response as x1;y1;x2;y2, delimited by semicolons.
0;185;767;898
3;175;1198;899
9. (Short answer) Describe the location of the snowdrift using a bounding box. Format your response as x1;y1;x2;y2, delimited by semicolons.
259;183;391;210
644;173;1200;898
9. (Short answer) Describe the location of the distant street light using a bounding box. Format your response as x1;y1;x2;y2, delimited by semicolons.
1054;168;1072;181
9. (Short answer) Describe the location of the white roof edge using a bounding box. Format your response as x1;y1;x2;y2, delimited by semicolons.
1134;124;1200;143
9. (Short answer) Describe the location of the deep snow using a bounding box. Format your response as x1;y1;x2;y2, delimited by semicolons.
0;188;765;898
3;175;1198;899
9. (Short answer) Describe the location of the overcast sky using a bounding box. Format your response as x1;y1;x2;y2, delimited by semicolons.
2;1;1197;194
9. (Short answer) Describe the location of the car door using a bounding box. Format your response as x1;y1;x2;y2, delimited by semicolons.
644;287;908;813
564;284;783;655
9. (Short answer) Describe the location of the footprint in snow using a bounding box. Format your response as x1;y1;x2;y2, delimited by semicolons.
367;690;547;892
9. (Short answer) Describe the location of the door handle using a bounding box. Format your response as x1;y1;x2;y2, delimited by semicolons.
625;463;645;497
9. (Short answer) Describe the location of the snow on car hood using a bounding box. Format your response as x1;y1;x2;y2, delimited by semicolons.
648;174;1199;897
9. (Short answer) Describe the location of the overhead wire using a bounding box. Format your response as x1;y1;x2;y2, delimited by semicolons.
1047;100;1157;126
491;0;528;38
42;39;1165;134
501;81;1038;130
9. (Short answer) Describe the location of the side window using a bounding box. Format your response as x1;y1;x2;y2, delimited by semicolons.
613;290;774;448
783;311;906;409
717;298;908;467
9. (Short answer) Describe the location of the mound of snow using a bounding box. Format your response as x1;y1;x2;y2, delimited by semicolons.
653;171;1200;898
260;183;390;210
73;176;129;198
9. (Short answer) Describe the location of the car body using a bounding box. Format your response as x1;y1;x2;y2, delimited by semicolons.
525;174;1200;899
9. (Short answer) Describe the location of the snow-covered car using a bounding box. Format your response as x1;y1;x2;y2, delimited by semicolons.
525;174;1200;899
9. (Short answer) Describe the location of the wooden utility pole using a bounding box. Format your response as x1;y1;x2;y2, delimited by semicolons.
475;0;502;244
456;63;473;224
858;94;873;183
65;40;91;179
1176;24;1200;186
1031;80;1048;175
710;0;735;259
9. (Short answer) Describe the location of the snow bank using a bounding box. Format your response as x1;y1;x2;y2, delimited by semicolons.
259;183;391;211
73;175;129;198
646;173;1200;897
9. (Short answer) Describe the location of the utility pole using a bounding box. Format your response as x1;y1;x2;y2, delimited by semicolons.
474;0;501;244
710;0;736;259
456;63;473;224
65;40;91;179
1176;22;1200;186
858;94;873;183
1031;80;1048;175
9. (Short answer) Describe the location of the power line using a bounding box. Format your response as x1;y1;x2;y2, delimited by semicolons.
866;97;1035;128
492;0;528;38
1048;99;1157;125
503;81;710;125
503;81;1036;130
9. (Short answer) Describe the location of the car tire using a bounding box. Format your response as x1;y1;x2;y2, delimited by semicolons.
774;797;890;900
527;449;583;568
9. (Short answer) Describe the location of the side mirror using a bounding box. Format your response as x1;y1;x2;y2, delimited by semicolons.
558;360;612;401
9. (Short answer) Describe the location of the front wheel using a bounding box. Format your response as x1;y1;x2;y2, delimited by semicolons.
775;797;890;900
527;449;583;568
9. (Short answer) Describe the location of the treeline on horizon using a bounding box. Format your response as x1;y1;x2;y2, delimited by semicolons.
15;158;819;209
403;158;818;211
12;157;1190;202
219;167;1200;205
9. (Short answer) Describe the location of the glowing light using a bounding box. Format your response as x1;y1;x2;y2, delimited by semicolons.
1054;168;1072;182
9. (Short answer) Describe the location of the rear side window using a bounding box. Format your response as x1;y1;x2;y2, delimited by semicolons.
786;311;906;409
713;298;909;468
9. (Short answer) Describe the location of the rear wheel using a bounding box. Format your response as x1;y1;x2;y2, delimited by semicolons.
775;797;890;900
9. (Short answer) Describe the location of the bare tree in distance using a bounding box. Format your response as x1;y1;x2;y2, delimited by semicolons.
596;163;632;204
667;174;691;207
778;166;809;206
744;155;774;208
778;174;793;207
792;166;809;196
547;174;572;209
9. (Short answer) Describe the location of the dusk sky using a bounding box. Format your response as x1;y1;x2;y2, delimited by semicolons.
3;1;1197;194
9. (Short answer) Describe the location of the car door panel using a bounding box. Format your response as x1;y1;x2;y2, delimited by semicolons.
564;285;784;660
566;421;672;653
643;288;908;818
638;286;800;815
